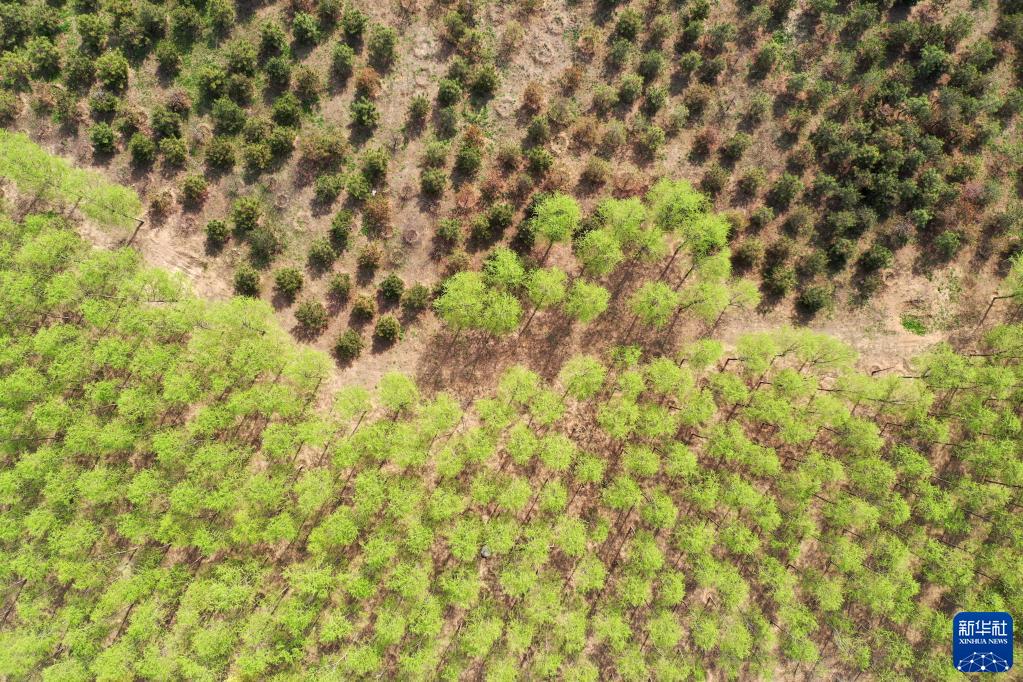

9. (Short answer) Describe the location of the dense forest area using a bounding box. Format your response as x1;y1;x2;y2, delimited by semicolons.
2;210;1022;680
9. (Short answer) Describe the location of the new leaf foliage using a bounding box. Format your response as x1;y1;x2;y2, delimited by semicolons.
3;211;1023;680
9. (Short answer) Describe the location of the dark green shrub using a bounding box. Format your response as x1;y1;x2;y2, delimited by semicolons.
89;91;119;119
636;123;666;158
934;230;961;261
319;0;342;24
764;264;796;295
768;173;803;209
171;6;203;44
408;94;430;125
243;143;273;173
227;199;259;236
617;74;643;104
402;284;431;314
436;219;462;246
859;244;893;272
422;140;449;168
454;142;483;176
159;137;187;166
749;206;775;231
644;85;668;114
615;9;643;41
95;50;129;90
314;173;345;204
488;203;514;234
272;92;302;126
128;132;157;165
234;264;260;296
526;147;553;175
26;37;59;80
150;106;181;140
351;294;376;320
195;64;228;101
368;25;398;68
259;19;289;57
63;53;96;90
346;173;371;202
0;52;31;91
700;163;728;196
292;12;321;45
796;250;828;279
331;43;355;79
268;127;296;158
720;133;752;162
733;239;764;270
265;56;292;88
378;274;405;303
374;315;401;343
527;115;552;145
205;219;230;247
350;97;379;128
334;328;364;361
206;137;236;169
737;167;766;196
435;105;459;139
341;7;368;41
421;168;447;197
797;285;833;315
471;63;500;96
274;267;304;299
637;50;665;83
211;97;245;134
208;0;235;35
438;78;462;106
295;299;328;332
329;273;352;300
224;39;258;77
78;14;110;54
827;238;855;268
469;215;492;243
248;227;280;264
330;211;353;249
361;147;389;183
308;237;337;269
89;122;116;153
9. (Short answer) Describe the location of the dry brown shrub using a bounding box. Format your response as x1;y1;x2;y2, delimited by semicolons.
354;68;382;99
363;194;392;236
521;82;545;113
572;115;601;149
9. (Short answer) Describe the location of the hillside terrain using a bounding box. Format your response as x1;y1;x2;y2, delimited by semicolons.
1;0;1023;679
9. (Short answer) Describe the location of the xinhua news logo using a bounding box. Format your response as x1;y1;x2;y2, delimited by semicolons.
953;612;1013;673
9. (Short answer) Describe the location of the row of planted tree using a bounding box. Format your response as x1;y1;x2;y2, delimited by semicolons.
1;210;1022;680
431;179;759;345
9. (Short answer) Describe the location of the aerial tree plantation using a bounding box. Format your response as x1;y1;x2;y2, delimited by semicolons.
0;0;1021;679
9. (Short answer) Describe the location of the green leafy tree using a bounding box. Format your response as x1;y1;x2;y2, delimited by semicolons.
564;279;610;324
522;267;567;333
533;193;580;261
629;281;680;329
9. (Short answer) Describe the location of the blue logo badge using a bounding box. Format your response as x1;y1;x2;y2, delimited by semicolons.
953;612;1013;673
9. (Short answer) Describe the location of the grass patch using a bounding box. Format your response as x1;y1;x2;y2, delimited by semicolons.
900;313;927;335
